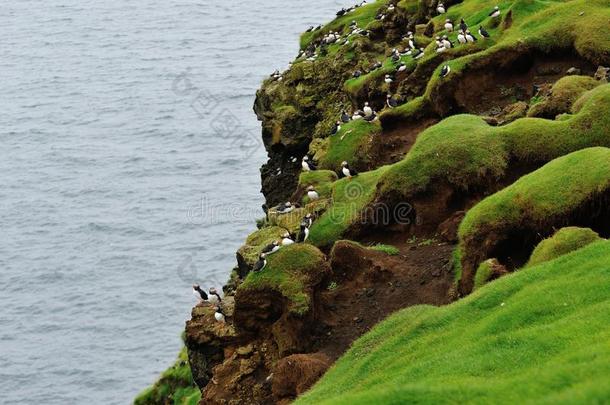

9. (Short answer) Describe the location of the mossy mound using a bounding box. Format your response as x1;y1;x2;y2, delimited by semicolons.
315;120;380;171
238;244;327;315
134;346;201;405
377;84;610;202
308;165;390;248
527;226;603;267
457;147;610;293
268;202;328;236
527;75;600;118
237;226;286;270
296;240;610;405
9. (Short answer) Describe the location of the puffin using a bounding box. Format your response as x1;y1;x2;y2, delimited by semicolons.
363;112;377;122
306;26;314;32
340;110;351;123
193;284;209;303
478;26;490;39
297;223;310;243
341;161;358;178
353;70;362;78
253;253;268;272
281;232;295;246
460;18;468;32
386;94;398;108
261;240;281;255
465;30;477;42
307;186;320;201
276;201;295;214
214;306;226;323
436;2;446;14
489;6;501;18
442;35;453;49
440;65;451;78
208;287;222;305
331;121;342;135
413;48;425;60
302;156;317;171
444;19;454;32
457;30;467;44
352;110;364;120
384;74;393;84
396;62;407;72
301;213;314;228
371;61;383;70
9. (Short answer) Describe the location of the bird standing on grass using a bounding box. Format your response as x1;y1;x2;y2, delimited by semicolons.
252;253;268;272
440;65;451;78
436;2;446;14
214;306;225;323
261;240;280;255
479;26;490;39
281;232;295;246
489;6;501;18
444;19;454;32
307;185;320;201
331;121;342;135
276;202;295;214
363;102;373;117
341;161;358;178
302;156;317;172
297;223;310;242
386;94;398;108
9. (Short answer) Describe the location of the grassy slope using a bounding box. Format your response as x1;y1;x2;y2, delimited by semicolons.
297;240;610;405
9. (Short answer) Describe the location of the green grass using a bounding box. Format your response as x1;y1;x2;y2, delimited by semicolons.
296;240;610;405
527;227;603;267
299;0;388;49
237;226;287;268
473;259;496;291
527;75;600;118
318;119;380;170
308;165;390;247
239;244;326;315
457;147;610;288
134;346;201;405
378;85;610;201
299;170;338;202
370;243;400;255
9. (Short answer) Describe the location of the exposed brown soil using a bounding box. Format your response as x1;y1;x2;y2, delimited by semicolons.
368;118;438;166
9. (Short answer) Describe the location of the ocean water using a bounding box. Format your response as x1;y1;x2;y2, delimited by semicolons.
0;1;347;403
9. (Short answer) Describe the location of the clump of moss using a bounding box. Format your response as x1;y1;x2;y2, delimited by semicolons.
457;147;610;291
296;240;610;404
308;165;390;248
134;346;201;405
237;226;286;269
239;244;327;315
371;243;400;255
527;75;600;118
526;227;603;267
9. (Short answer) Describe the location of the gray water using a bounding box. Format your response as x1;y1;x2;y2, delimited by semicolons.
0;1;347;403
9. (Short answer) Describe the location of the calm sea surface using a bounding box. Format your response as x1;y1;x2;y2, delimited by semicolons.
0;1;346;403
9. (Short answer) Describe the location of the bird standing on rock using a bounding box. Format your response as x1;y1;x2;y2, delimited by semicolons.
460;18;468;32
193;284;209;303
214;306;226;323
436;2;446;14
297;223;310;242
363;102;373;117
341;161;358;178
386;94;398;108
208;287;222;305
276;201;295;214
301;213;314;228
302;156;316;172
384;74;393;84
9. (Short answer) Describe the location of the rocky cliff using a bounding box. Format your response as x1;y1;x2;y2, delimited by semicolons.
136;0;610;404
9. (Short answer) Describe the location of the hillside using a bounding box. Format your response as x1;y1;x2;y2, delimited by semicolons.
136;0;610;404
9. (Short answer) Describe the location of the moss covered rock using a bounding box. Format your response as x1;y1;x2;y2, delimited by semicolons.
527;75;600;118
526;227;603;267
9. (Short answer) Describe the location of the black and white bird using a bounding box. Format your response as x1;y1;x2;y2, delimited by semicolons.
281;232;295;246
341;110;351;123
465;30;477;43
444;19;454;32
489;6;501;18
384;74;393;84
208;287;222;305
301;213;314;228
261;240;281;255
457;30;467;44
442;35;453;49
353;70;362;78
352;110;364;120
406;32;416;50
331;121;342;135
363;102;373;117
306;26;314;32
386;94;398;108
396;62;407;72
296;223;310;242
276;201;295;214
440;65;451;78
307;185;320;201
302;156;317;172
413;47;425;60
478;25;490;39
214;306;226;323
371;61;383;70
460;18;468;32
193;284;209;303
253;253;268;272
341;161;358;178
436;2;446;14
